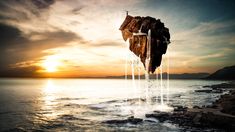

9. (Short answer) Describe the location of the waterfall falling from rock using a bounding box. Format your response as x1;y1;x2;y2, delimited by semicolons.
120;14;172;116
160;64;164;105
167;54;170;104
138;55;141;104
131;54;136;91
124;42;128;103
123;52;172;117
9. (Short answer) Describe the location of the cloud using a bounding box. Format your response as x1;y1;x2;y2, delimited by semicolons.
0;0;57;34
0;66;43;77
0;0;132;77
0;22;81;76
0;0;55;19
0;0;235;76
168;19;235;72
31;0;55;9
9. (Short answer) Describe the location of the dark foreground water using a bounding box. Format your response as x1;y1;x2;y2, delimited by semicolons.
0;78;227;131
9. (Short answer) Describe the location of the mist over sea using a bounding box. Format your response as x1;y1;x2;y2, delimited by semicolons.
0;78;227;131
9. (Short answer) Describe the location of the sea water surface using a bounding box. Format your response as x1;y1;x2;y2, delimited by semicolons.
0;78;227;131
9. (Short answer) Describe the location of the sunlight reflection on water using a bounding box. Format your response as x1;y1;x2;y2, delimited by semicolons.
40;79;60;120
38;79;225;119
0;79;227;131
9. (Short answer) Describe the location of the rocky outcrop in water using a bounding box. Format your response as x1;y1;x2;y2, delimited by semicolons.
119;15;170;73
103;116;143;125
146;82;235;131
102;82;235;131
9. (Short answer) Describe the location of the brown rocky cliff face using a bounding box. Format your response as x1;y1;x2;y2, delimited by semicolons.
119;15;170;73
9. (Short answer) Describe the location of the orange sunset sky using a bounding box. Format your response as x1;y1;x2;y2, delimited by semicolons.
0;0;235;77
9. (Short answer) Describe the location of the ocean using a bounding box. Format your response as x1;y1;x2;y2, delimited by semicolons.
0;78;227;131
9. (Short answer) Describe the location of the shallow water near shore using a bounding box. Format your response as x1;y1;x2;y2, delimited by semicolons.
0;78;227;131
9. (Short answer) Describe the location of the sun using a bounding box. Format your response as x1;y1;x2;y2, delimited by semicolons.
43;61;59;72
42;57;60;72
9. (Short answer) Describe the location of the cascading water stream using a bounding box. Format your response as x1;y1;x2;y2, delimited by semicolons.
160;64;164;106
167;53;170;104
144;29;151;105
144;71;149;104
120;14;173;117
124;52;173;115
155;68;159;104
123;31;172;117
124;42;129;103
131;54;136;92
138;56;141;104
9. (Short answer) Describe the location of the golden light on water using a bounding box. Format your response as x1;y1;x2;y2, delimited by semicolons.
40;79;60;120
43;79;57;108
44;79;56;93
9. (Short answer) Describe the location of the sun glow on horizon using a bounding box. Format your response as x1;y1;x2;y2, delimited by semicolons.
42;56;61;73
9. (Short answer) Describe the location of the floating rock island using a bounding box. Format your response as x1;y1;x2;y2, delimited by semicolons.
119;15;170;73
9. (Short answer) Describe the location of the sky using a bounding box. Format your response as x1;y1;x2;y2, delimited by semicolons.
0;0;235;77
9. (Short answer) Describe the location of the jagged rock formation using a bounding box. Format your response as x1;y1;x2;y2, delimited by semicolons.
119;15;170;73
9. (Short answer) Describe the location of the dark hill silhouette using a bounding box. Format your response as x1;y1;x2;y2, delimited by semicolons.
206;65;235;80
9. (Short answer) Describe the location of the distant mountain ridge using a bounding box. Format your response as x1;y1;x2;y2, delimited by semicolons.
206;65;235;80
106;72;210;79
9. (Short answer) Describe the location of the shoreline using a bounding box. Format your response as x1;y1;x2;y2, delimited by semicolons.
104;81;235;131
147;82;235;130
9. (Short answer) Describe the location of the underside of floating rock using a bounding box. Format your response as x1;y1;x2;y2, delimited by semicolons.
119;15;170;73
